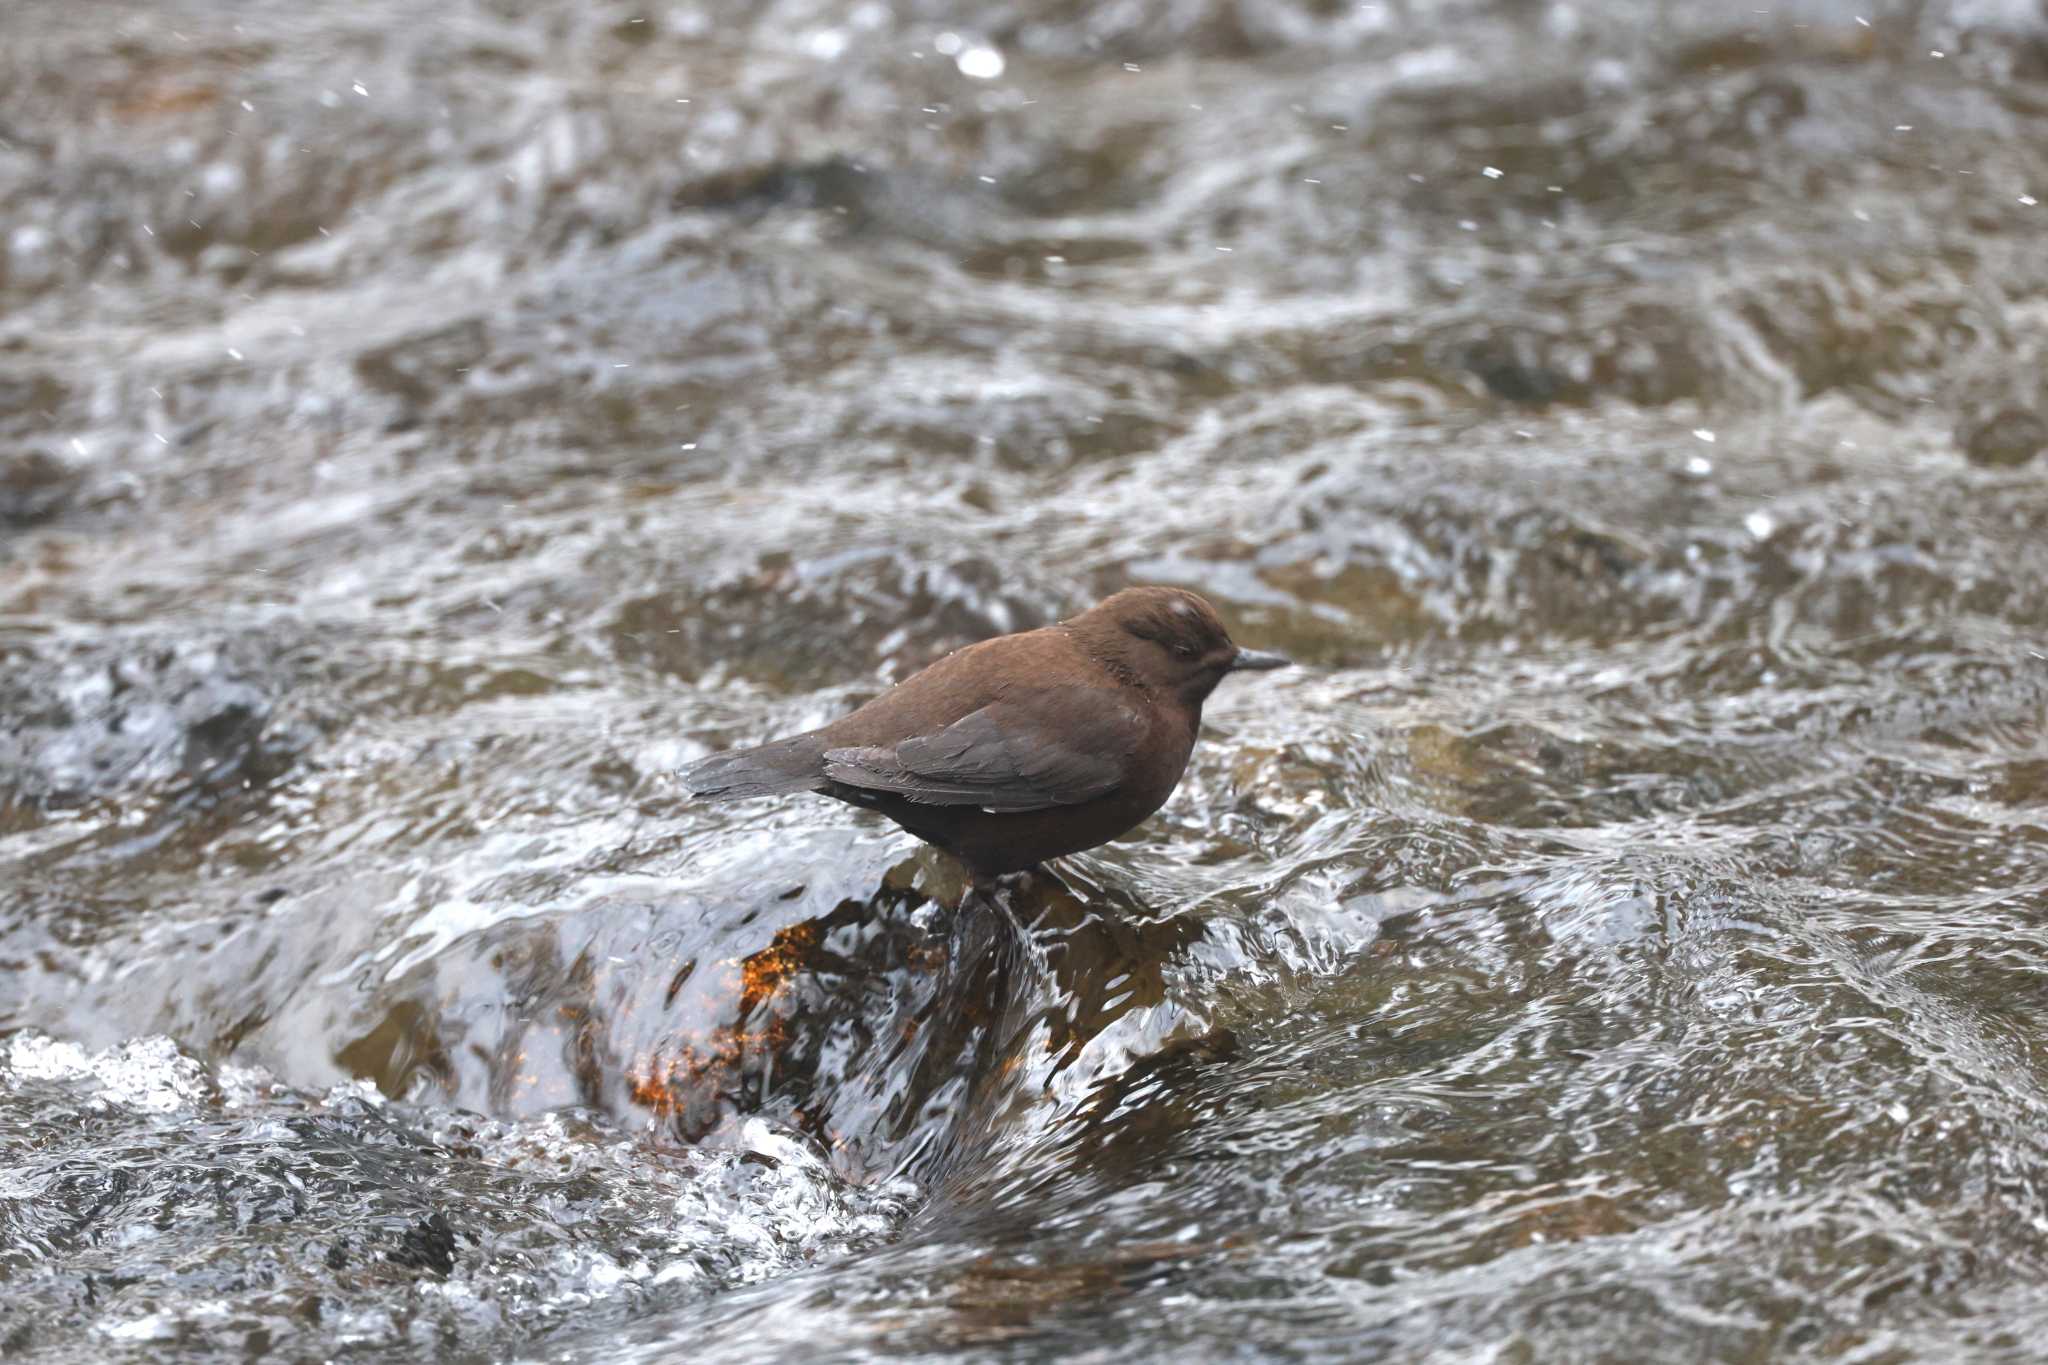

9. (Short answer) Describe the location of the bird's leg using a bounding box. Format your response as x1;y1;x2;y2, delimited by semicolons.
995;865;1048;894
969;868;1051;936
940;877;1018;999
960;878;997;917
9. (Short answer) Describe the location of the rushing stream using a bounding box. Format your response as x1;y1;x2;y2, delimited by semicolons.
4;0;2048;1359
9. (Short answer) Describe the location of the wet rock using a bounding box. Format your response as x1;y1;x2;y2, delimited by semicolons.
675;156;878;219
1460;333;1575;407
1991;757;2048;806
1960;407;2047;467
677;156;1059;262
0;371;69;441
0;448;77;525
388;1211;461;1277
337;999;456;1100
1302;302;1722;412
610;554;1063;691
0;632;294;809
354;318;492;427
1954;337;2048;467
1737;264;1996;410
0;1033;911;1361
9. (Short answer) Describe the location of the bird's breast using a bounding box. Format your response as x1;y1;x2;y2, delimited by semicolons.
1123;703;1200;808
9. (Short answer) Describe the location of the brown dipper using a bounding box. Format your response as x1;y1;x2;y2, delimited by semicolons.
681;587;1290;878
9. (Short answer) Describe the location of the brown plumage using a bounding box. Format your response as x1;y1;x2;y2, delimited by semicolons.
681;587;1290;878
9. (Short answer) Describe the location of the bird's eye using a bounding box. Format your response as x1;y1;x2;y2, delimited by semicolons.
1174;643;1196;659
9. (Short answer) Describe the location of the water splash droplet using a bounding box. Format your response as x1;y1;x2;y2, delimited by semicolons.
956;45;1005;80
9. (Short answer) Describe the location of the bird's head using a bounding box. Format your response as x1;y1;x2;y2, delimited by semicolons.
1069;586;1290;707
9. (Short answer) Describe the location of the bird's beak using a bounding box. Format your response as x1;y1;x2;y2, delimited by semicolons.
1228;647;1292;673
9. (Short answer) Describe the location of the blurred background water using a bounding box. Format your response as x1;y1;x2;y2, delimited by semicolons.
3;0;2048;1359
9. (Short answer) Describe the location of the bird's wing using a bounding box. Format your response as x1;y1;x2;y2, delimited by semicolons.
821;695;1139;812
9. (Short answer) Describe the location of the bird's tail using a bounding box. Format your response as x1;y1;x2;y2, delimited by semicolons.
680;732;828;800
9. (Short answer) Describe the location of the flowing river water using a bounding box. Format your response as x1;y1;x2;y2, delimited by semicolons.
4;0;2048;1359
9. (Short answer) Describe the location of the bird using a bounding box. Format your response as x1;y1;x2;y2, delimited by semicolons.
681;586;1290;879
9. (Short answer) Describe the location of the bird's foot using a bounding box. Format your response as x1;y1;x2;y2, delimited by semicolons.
963;866;1054;934
990;866;1046;898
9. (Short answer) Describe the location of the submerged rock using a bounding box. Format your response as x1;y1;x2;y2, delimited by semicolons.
0;632;297;811
0;449;77;526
